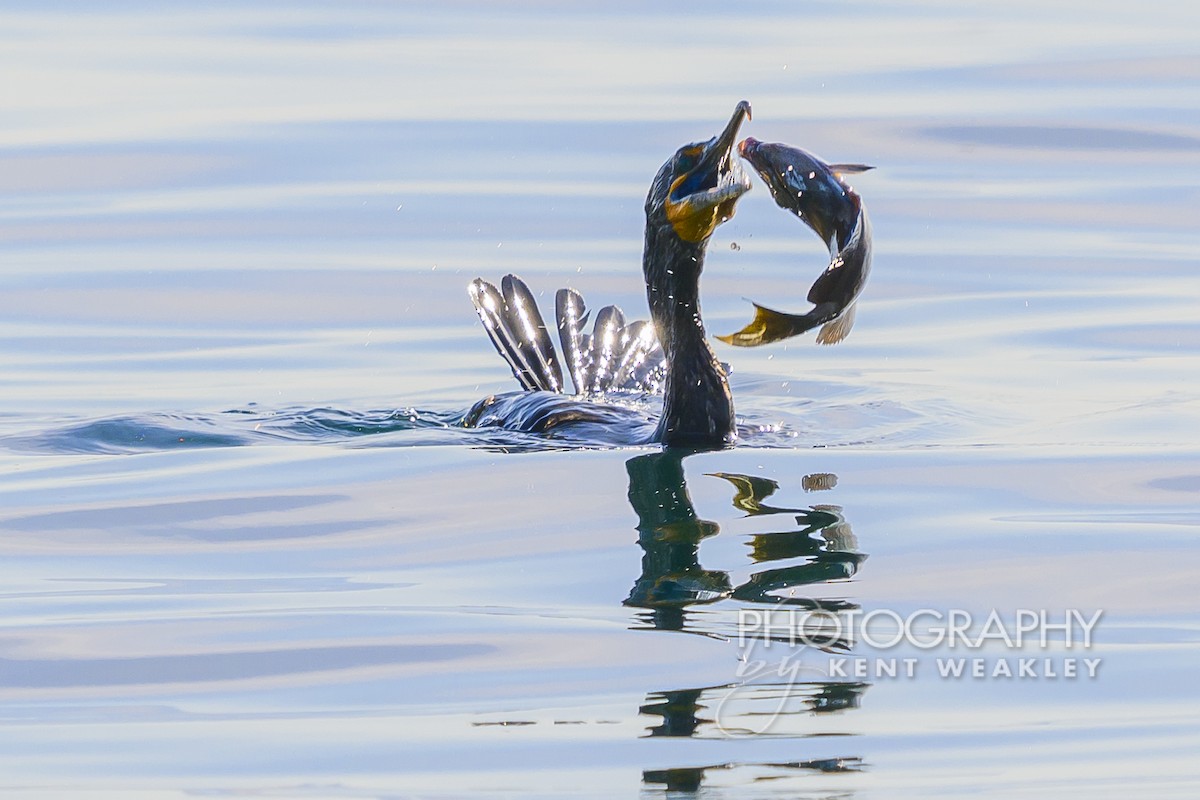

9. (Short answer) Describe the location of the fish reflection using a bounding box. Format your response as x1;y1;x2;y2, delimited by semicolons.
623;451;865;639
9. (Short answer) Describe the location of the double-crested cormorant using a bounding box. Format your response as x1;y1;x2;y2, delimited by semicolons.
467;101;752;449
719;138;873;347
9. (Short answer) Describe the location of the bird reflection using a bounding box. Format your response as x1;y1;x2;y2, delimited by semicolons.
624;451;869;789
640;687;709;738
642;756;864;795
640;680;869;740
624;450;732;634
623;451;865;637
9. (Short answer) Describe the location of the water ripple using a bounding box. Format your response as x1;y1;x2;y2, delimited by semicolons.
1;393;946;455
2;406;465;455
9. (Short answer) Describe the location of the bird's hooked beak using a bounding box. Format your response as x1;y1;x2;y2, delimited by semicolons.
665;100;753;243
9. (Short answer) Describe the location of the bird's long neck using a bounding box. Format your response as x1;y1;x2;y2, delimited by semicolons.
643;225;735;448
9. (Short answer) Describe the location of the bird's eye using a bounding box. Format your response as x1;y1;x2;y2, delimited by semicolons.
676;146;702;171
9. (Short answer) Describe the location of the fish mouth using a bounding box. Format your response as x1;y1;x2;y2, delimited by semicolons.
737;136;800;199
665;100;753;242
737;136;761;159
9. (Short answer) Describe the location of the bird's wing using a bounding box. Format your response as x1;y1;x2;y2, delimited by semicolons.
555;288;591;395
586;305;626;393
475;276;667;395
612;320;666;393
468;275;564;393
500;275;564;393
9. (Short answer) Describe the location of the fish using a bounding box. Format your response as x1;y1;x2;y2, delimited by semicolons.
718;137;873;347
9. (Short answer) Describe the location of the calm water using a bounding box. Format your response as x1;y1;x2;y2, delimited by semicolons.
2;2;1199;797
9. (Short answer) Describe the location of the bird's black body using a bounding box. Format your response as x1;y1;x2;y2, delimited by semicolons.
641;222;733;446
468;102;752;449
720;137;874;347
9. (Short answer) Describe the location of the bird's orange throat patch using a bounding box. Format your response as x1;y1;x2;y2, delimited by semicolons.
666;194;738;243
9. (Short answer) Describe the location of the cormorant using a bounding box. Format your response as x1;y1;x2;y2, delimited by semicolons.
467;101;752;449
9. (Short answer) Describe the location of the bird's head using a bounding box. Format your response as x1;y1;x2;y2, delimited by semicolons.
646;100;753;244
737;137;871;252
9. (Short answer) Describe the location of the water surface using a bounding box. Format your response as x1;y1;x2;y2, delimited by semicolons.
2;1;1199;797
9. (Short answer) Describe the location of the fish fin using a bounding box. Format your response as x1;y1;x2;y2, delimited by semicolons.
827;163;874;175
815;301;857;345
500;275;564;392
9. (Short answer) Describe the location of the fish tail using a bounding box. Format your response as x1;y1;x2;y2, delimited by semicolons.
716;303;827;348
